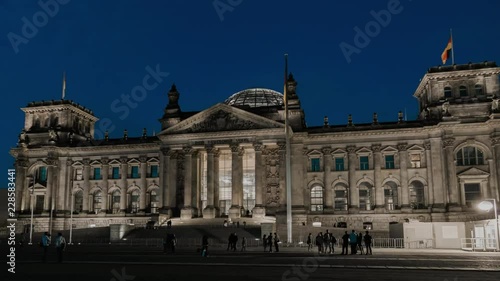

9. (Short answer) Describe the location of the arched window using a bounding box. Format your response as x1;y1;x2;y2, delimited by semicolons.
384;182;398;210
359;182;372;211
92;191;102;214
409;181;425;209
112;190;120;214
334;184;348;211
310;186;323;212
149;189;159;213
74;191;83;213
33;117;41;129
444;86;452;98
474;84;483;96
130;190;140;213
456;146;484;166
459;86;468;97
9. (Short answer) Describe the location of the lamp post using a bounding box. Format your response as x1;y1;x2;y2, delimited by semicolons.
478;199;499;252
27;175;34;245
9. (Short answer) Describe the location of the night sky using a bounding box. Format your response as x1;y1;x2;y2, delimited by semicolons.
1;0;499;186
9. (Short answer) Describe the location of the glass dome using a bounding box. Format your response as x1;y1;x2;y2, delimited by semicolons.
224;88;283;108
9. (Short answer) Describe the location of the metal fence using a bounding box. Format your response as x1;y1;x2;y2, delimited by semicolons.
461;238;497;251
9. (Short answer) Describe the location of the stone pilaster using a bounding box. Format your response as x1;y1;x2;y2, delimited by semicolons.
424;141;434;208
167;151;178;210
82;159;91;213
120;157;128;213
491;136;500;202
429;138;446;211
139;156;148;213
101;158;109;212
398;143;411;212
229;143;244;219
181;147;195;219
203;145;216;218
322;147;333;211
443;138;461;211
14;158;27;213
159;148;169;212
347;145;359;212
56;158;68;212
213;149;220;212
372;144;383;212
252;142;265;218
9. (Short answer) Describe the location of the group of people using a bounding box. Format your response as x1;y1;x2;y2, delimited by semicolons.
227;232;247;251
262;232;280;252
306;230;373;255
40;232;67;263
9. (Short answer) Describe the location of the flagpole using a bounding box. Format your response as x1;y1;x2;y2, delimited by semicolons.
450;29;455;65
284;54;292;244
62;71;66;100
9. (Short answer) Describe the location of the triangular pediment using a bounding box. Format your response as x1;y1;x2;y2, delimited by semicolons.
356;147;372;154
408;144;425;152
108;159;121;166
381;146;398;153
331;148;347;155
307;149;323;157
159;103;285;135
458;167;490;177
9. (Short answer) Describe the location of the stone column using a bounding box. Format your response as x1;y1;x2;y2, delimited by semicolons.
120;157;128;213
14;159;27;212
203;145;216;218
56;158;68;213
347;145;359;212
492;136;500;202
159;148;169;212
82;159;91;213
139;156;148;213
101;158;109;212
191;151;199;216
168;151;178;210
213;149;220;212
398;143;411;212
252;142;265;217
181;147;195;219
424;141;434;207
229;143;244;219
429;138;446;211
443;138;461;211
372;144;383;212
322;147;333;211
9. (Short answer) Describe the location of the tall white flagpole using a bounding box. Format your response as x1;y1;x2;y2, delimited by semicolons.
62;72;66;100
284;54;292;244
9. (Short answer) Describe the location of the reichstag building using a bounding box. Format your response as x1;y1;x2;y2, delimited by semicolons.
11;61;500;235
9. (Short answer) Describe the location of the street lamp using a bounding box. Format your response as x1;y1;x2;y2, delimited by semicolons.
478;199;499;252
27;175;34;245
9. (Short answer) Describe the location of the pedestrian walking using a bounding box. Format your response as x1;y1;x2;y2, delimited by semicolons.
306;233;313;252
41;232;51;263
323;230;331;254
315;233;323;254
241;237;247;252
357;232;364;255
263;234;268;251
330;233;337;254
201;235;209;257
267;233;273;252
364;231;373;255
273;233;280;252
54;232;66;263
171;234;177;253
349;230;357;254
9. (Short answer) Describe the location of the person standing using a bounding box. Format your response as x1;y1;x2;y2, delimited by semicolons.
232;233;238;251
315;233;323;254
263;234;268;252
267;233;273;252
201;235;209;257
306;233;313;252
241;237;247;252
341;231;349;255
171;234;177;254
357;232;364;255
349;230;357;255
41;232;51;263
273;233;280;252
323;231;331;254
364;231;373;255
54;232;66;263
330;233;337;254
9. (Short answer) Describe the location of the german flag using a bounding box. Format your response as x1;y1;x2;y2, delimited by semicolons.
441;36;453;64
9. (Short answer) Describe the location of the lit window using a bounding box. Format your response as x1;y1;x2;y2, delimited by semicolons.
75;168;83;180
464;183;481;207
130;190;139;213
335;158;345;171
310;186;323;211
359;156;369;170
363;222;373;230
131;166;139;178
311;158;320;172
410;154;421;168
385;155;395;169
359;187;372;210
384;184;398;210
456;147;484;166
37;167;47;184
409;181;425;209
334;188;348;211
112;190;120;213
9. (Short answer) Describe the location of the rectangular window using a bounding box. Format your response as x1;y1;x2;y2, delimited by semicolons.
150;165;159;177
385;155;395;169
363;222;373;230
334;190;348;211
410;154;421;168
75;168;83;180
464;183;481;207
112;167;120;179
93;168;101;180
311;158;320;172
131;166;139;178
359;156;369;170
335;158;345;171
37;167;47;184
359;189;371;210
35;195;44;212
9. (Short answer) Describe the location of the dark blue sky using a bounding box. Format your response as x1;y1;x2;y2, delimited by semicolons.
1;0;499;184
